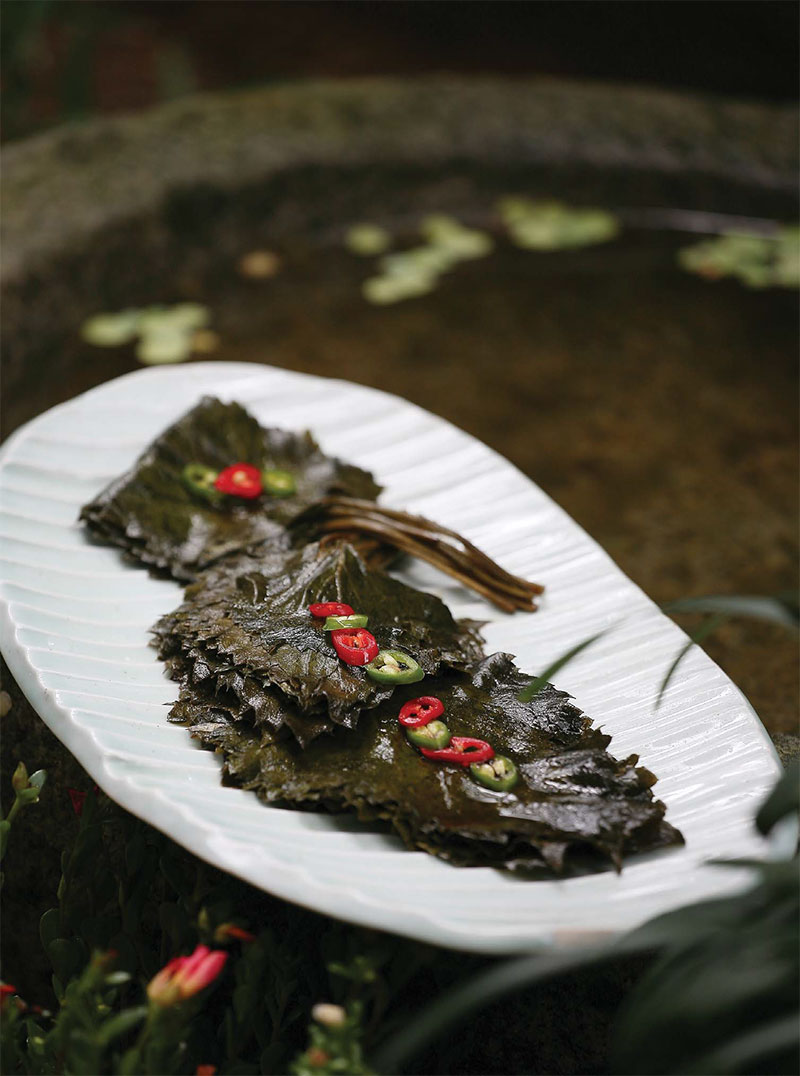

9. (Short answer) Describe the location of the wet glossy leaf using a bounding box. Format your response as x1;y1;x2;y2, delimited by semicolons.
156;541;483;734
81;397;380;581
176;653;680;871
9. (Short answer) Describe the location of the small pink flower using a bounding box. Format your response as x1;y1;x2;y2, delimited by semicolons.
147;945;228;1006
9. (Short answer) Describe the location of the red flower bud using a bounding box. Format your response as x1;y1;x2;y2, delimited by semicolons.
11;763;28;793
68;788;87;816
306;1048;330;1068
147;945;228;1006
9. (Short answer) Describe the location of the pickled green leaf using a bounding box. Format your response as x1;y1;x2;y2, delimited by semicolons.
154;542;484;729
173;653;681;872
80;398;381;580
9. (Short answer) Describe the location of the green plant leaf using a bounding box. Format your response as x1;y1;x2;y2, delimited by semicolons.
516;631;605;702
372;945;619;1073
95;1006;148;1048
662;593;799;630
39;907;61;951
47;937;87;983
756;761;800;836
681;1012;799;1075
15;786;42;806
655;614;728;709
158;901;189;950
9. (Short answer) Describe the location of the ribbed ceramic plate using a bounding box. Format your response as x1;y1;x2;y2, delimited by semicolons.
0;363;786;953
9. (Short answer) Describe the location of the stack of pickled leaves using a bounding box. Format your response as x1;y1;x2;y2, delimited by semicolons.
81;397;682;874
80;397;380;580
169;652;682;873
154;542;485;745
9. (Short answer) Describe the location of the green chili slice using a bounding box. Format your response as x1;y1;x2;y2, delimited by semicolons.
366;649;424;685
323;614;369;630
262;469;296;497
406;720;451;750
182;463;222;503
470;755;519;792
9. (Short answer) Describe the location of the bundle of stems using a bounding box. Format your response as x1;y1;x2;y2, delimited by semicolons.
303;495;543;613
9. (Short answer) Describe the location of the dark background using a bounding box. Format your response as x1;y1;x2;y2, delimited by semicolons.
3;0;798;143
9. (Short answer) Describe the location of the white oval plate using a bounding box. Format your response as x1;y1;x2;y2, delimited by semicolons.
0;363;786;953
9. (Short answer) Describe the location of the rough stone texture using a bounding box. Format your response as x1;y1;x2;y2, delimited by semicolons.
2;78;798;398
3;78;797;281
773;732;800;767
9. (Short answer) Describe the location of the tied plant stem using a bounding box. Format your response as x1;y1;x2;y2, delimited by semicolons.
302;495;544;613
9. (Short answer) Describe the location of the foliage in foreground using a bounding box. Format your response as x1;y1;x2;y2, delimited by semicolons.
376;762;799;1076
0;776;467;1075
0;757;797;1075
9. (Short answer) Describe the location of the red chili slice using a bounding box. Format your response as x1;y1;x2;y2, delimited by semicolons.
309;602;354;618
398;696;444;728
214;463;262;499
420;737;494;766
330;628;379;666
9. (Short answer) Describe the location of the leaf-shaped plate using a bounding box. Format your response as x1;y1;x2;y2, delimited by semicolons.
0;363;789;952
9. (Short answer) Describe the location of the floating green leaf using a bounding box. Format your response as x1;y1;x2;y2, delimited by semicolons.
81;302;213;365
420;214;494;259
136;327;193;366
345;223;392;256
363;215;493;304
362;273;436;305
678;226;800;289
81;310;142;347
499;198;619;250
